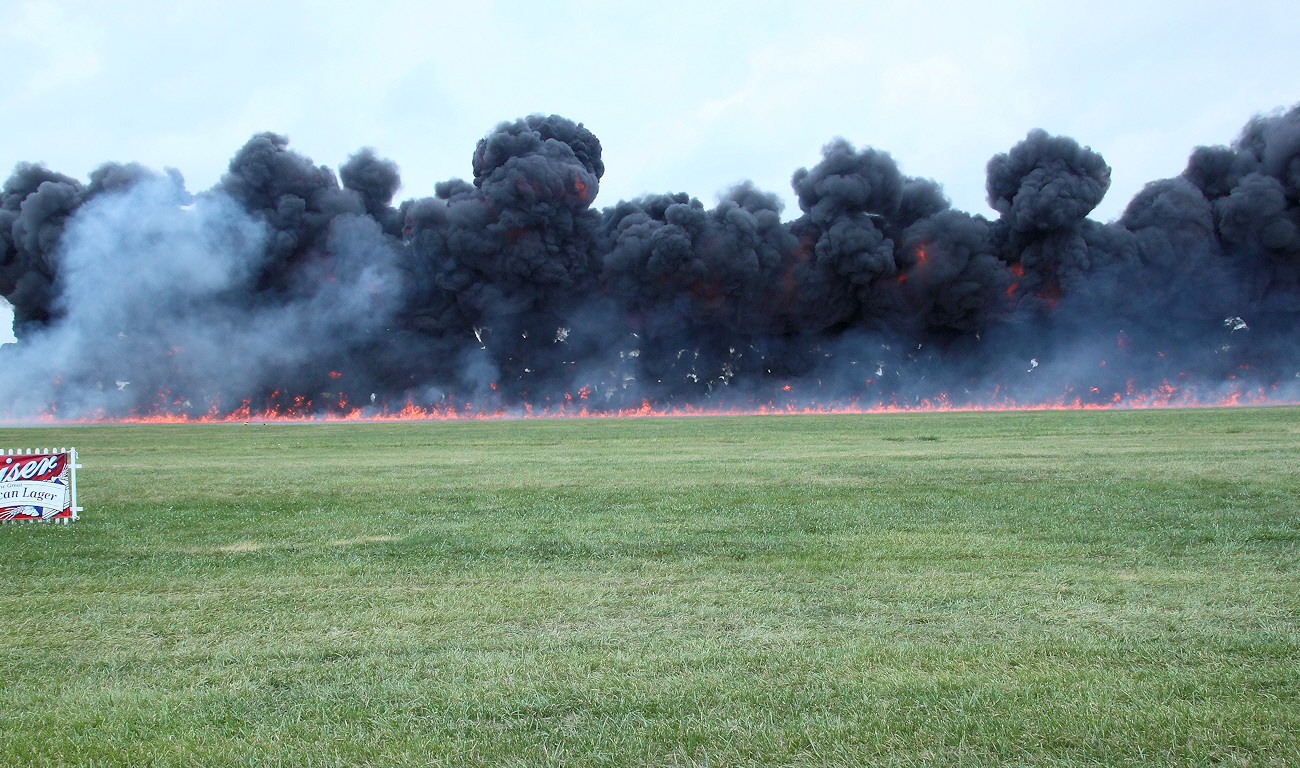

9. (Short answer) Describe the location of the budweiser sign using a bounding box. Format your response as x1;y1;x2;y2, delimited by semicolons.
0;448;80;523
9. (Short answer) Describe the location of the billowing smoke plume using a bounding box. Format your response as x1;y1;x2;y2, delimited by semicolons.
3;106;1299;420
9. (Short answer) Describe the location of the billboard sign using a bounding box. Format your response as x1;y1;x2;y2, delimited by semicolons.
1;448;80;523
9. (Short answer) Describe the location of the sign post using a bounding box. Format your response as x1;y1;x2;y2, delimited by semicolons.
0;448;81;523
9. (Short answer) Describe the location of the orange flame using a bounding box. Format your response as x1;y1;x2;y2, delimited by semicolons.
15;379;1293;426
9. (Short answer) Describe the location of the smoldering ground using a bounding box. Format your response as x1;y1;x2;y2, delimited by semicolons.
2;107;1298;419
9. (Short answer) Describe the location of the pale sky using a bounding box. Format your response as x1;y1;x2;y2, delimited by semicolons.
2;0;1298;344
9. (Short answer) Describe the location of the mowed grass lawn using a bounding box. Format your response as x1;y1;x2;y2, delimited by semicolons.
1;408;1298;767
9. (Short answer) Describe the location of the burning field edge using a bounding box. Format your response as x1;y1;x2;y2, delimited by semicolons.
4;380;1297;426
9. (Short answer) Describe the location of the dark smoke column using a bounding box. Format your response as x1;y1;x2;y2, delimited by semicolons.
0;164;85;337
986;128;1112;310
399;115;606;402
786;139;904;332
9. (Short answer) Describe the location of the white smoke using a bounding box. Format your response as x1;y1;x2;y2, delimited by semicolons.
0;175;404;419
0;178;263;415
0;297;14;345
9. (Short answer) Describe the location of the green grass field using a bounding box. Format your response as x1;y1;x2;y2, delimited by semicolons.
2;408;1298;767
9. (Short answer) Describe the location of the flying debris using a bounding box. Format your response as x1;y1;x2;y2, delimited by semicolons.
2;107;1300;421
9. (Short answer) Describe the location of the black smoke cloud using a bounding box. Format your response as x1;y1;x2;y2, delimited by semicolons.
2;106;1298;419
